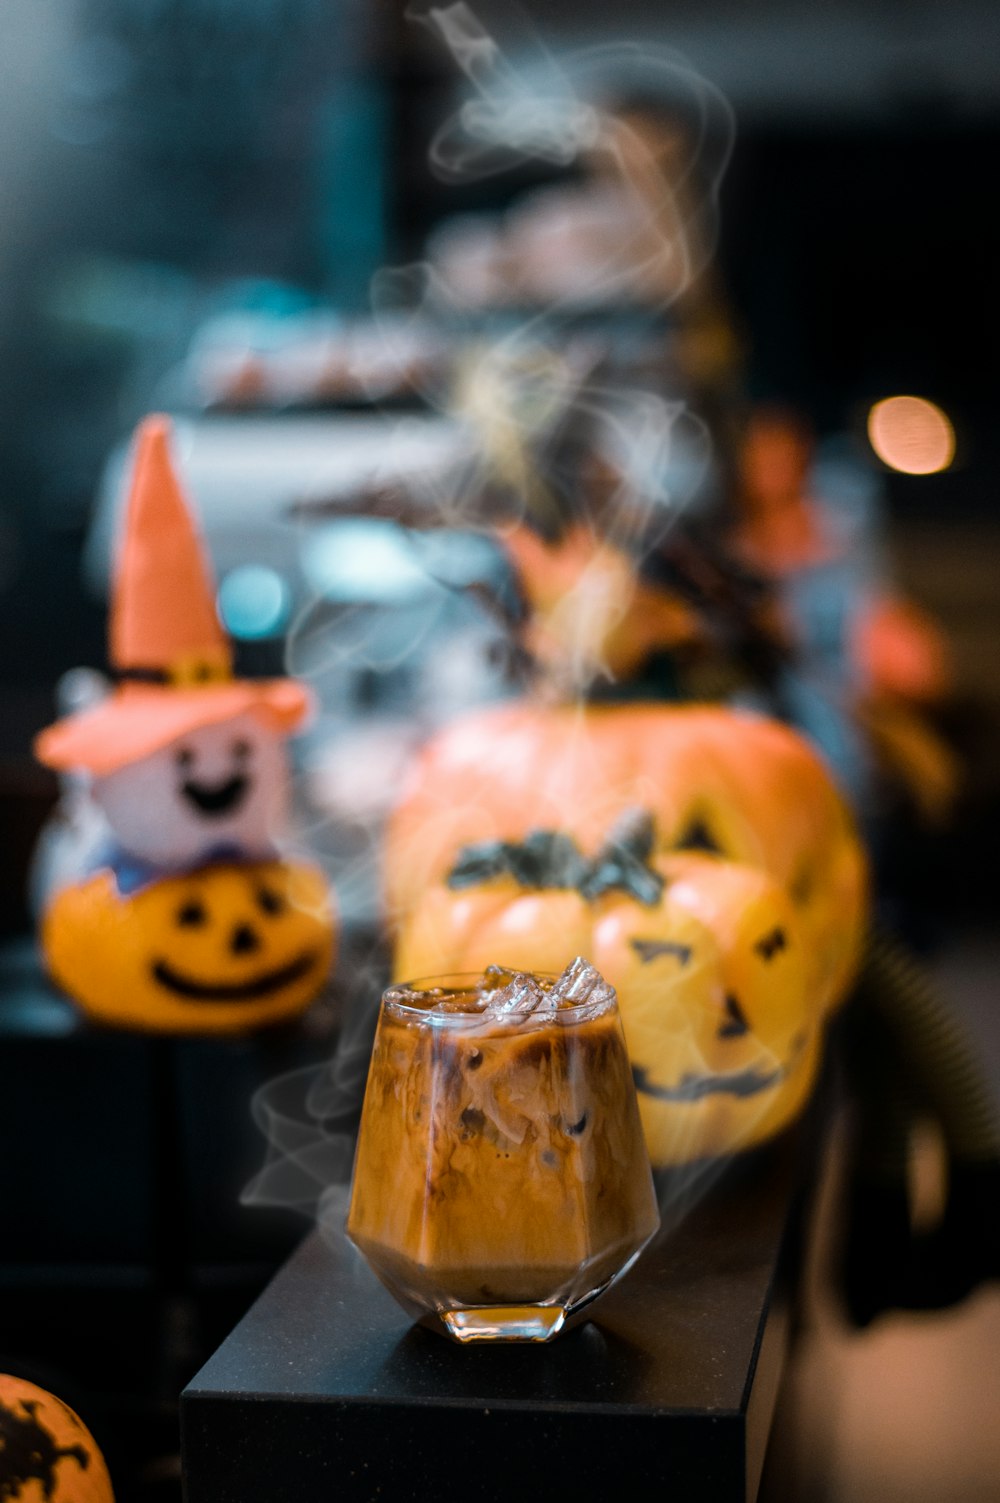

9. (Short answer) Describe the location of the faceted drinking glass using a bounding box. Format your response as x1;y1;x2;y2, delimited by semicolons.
346;968;660;1343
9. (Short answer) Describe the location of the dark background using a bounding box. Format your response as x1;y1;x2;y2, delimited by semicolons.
1;3;997;643
1;7;997;632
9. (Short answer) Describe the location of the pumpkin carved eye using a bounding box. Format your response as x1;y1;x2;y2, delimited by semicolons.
755;927;787;961
674;815;723;855
630;939;692;965
256;885;285;916
177;899;207;927
718;993;750;1039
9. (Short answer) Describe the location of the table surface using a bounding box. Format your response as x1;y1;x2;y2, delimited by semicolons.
181;1123;820;1503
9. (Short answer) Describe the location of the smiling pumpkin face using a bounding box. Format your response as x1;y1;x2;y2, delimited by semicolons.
383;700;869;1019
392;831;820;1167
605;854;818;1167
42;858;336;1035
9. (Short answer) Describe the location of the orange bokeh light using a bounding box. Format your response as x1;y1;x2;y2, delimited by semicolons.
867;395;955;475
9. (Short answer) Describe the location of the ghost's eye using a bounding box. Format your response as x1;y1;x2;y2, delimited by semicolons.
630;939;692;965
755;927;788;961
177;900;207;927
175;746;195;770
256;886;285;916
718;994;750;1039
232;739;252;761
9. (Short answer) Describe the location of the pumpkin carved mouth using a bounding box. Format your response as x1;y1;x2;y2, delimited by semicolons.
632;1060;788;1102
151;950;318;1002
632;1028;808;1103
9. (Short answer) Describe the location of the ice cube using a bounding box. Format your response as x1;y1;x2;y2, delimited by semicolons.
482;971;547;1018
549;956;615;1009
479;964;520;994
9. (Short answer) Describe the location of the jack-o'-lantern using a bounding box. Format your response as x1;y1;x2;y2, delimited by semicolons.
613;851;817;1166
42;858;336;1036
0;1373;115;1503
393;818;819;1166
384;698;868;1017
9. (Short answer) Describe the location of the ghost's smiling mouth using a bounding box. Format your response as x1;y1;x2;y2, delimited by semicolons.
181;775;250;816
151;951;318;1002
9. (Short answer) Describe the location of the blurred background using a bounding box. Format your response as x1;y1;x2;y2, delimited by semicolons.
1;2;999;1500
3;0;999;931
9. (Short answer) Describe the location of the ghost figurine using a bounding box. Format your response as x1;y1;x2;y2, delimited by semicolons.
34;414;336;1035
89;709;291;886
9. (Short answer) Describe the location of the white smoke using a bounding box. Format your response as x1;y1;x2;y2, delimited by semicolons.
246;2;747;1241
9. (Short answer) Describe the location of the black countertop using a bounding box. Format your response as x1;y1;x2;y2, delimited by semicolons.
181;1121;822;1503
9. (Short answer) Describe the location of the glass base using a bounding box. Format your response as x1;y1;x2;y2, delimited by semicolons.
419;1254;648;1344
438;1304;568;1343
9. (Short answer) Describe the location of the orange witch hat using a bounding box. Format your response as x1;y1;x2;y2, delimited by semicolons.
35;414;311;777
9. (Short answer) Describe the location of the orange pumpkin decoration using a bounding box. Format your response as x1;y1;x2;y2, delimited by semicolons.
42;858;336;1036
393;830;596;985
393;820;820;1166
614;852;818;1165
384;699;868;1017
0;1373;115;1503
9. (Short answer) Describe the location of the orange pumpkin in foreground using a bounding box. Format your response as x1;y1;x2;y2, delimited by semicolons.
42;858;336;1036
394;824;821;1166
0;1373;114;1503
384;699;869;1017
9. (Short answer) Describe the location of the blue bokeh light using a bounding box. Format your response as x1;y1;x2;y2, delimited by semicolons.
217;565;291;640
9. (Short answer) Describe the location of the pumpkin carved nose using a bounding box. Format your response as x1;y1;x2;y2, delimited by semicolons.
230;922;262;956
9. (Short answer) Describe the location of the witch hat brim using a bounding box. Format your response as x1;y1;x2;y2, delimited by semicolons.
35;679;312;778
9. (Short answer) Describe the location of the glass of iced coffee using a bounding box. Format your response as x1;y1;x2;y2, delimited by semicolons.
345;958;661;1343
